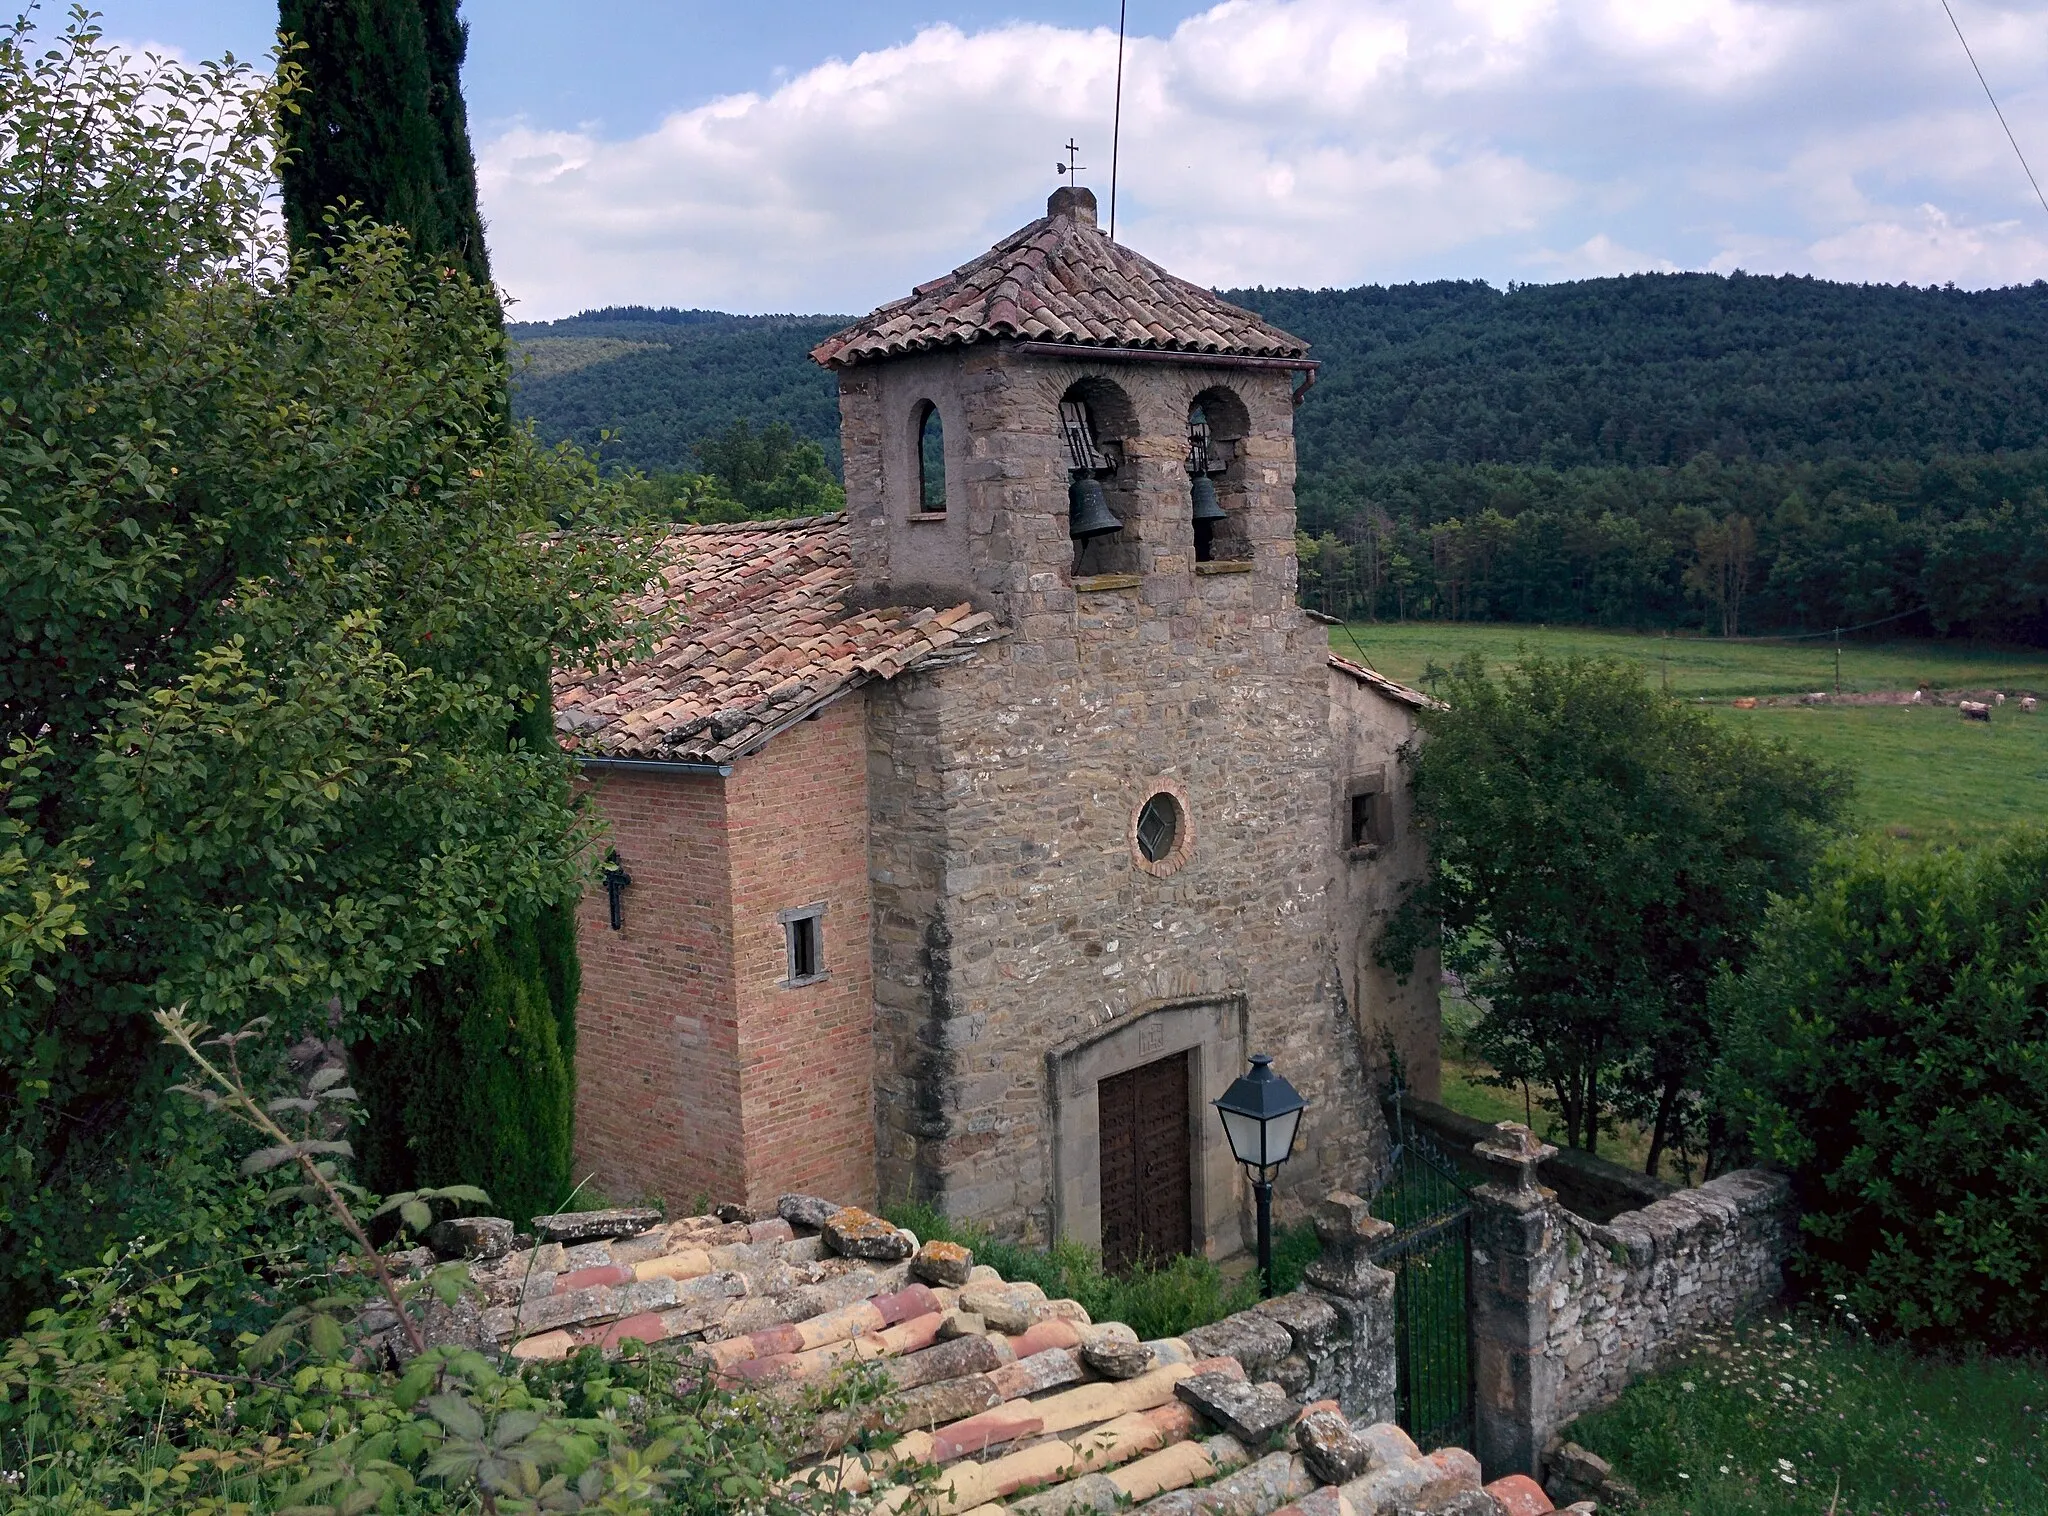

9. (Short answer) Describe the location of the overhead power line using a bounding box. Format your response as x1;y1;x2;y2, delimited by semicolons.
1940;0;2048;221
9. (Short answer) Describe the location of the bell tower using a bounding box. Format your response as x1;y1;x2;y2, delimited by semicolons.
813;186;1383;1253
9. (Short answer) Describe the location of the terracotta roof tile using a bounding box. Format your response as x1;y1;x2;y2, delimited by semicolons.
553;515;1002;764
811;189;1307;369
1328;654;1436;710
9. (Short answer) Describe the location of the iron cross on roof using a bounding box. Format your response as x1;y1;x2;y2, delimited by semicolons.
1057;138;1086;184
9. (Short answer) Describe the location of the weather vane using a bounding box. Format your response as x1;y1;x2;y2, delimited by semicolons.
1056;138;1086;185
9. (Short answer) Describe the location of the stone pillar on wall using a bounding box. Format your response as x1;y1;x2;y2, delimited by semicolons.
1301;1190;1398;1424
1468;1123;1567;1480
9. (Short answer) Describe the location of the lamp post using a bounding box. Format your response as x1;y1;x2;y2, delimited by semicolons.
1212;1053;1307;1297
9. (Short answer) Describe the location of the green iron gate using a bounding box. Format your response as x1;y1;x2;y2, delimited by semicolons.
1369;1107;1475;1453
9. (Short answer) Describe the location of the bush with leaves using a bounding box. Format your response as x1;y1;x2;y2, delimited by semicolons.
1714;832;2048;1347
0;12;661;1318
2;1013;907;1515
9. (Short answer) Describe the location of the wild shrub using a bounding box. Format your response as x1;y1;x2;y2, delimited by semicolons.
1716;831;2048;1345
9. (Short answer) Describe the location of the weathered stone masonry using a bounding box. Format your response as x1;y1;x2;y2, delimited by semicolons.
847;338;1382;1248
1466;1122;1795;1478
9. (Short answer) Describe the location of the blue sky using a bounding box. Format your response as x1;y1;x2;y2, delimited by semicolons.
97;2;2048;319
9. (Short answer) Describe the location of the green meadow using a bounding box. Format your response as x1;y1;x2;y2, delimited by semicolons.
1330;622;2048;848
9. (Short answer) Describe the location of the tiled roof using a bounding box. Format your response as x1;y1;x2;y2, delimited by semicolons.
376;1195;1544;1516
1329;655;1436;711
552;515;1001;764
811;188;1309;369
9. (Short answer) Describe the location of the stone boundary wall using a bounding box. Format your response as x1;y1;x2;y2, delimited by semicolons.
1397;1097;1673;1223
1545;1169;1793;1423
1467;1122;1796;1479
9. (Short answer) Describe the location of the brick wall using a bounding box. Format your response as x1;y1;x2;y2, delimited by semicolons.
725;697;878;1210
571;698;879;1215
572;766;744;1210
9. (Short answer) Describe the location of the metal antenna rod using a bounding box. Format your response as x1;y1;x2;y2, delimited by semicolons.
1109;0;1128;239
1941;0;2048;220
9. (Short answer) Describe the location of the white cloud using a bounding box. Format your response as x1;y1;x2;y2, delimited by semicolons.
476;0;2048;320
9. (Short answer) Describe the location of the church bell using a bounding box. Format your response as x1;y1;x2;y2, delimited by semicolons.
1068;474;1123;539
1190;474;1226;523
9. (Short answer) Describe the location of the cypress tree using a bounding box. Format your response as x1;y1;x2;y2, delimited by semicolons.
279;0;490;285
278;0;578;1223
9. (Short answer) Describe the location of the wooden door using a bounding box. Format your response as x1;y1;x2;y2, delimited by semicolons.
1098;1050;1193;1271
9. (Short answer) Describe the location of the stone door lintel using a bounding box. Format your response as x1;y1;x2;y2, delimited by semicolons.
1046;995;1248;1263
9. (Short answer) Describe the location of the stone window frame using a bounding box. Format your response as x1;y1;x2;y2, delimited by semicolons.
1129;778;1195;878
1046;995;1248;1262
912;398;948;516
778;901;828;988
1346;767;1392;857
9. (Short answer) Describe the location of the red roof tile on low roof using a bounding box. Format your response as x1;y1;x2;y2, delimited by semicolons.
1328;654;1435;710
810;188;1308;369
552;515;1001;765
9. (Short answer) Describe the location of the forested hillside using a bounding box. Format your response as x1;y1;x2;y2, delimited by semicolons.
511;306;848;473
512;274;2048;641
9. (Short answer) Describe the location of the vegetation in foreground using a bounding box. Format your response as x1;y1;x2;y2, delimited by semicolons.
1565;1311;2048;1516
0;15;657;1322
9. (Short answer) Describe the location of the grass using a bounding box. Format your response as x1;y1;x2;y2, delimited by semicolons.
1565;1310;2048;1515
881;1200;1320;1339
1329;621;2048;848
1719;702;2048;849
1324;621;2048;700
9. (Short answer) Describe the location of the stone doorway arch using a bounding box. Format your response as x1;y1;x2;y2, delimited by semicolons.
1046;995;1248;1262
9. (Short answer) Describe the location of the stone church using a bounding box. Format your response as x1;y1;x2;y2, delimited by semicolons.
553;186;1438;1266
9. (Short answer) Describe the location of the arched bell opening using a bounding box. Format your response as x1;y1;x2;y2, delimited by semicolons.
1059;377;1140;577
1188;386;1252;564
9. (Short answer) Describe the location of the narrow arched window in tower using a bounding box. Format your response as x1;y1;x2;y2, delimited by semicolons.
916;401;947;513
1188;401;1226;563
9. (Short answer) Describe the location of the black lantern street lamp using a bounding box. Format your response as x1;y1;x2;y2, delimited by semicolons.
1212;1054;1307;1297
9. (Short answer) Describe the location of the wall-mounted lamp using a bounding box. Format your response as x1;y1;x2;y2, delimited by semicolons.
602;852;632;931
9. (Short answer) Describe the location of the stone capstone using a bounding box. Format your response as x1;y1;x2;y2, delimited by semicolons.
1293;1402;1371;1484
912;1239;975;1286
1183;1312;1295;1377
1250;1292;1340;1354
777;1193;839;1231
1175;1372;1301;1447
937;1309;986;1339
1543;1443;1611;1509
532;1208;661;1244
427;1216;516;1261
822;1207;914;1261
960;1281;1042;1334
1084;1335;1157;1380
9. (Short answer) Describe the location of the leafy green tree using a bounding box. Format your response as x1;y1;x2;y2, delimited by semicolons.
1380;654;1851;1171
279;0;490;286
1715;833;2048;1344
0;14;654;1318
695;418;847;517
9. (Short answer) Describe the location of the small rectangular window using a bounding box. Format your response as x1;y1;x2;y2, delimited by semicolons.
780;904;826;986
1348;776;1390;850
